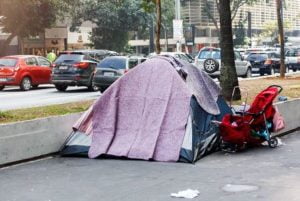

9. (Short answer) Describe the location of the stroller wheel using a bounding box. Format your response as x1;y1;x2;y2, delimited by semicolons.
268;138;278;148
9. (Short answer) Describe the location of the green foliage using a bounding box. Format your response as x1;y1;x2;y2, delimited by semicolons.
0;0;55;37
69;0;149;52
91;28;129;52
233;21;246;46
255;20;291;45
0;0;73;55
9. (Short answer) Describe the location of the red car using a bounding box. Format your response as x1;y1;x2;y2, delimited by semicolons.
0;55;52;91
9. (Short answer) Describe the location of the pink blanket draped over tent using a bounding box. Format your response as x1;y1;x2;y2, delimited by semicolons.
88;58;191;162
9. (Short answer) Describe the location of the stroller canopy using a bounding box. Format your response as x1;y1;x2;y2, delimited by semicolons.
61;56;231;163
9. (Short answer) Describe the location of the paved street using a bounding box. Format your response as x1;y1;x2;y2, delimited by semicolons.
0;85;100;111
0;132;299;201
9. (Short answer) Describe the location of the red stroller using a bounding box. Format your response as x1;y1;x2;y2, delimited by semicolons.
219;85;283;151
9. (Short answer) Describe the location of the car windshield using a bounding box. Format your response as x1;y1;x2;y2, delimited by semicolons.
0;58;17;67
198;50;220;60
247;53;268;60
98;57;126;69
55;54;84;63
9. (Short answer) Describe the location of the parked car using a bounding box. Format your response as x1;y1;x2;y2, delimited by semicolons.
93;56;147;92
0;55;52;91
51;51;104;91
194;47;252;78
285;47;300;72
149;52;194;63
72;49;119;62
246;52;280;75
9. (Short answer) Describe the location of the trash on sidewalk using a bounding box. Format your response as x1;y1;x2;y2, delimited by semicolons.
170;189;200;199
278;96;288;102
222;184;259;193
262;137;285;147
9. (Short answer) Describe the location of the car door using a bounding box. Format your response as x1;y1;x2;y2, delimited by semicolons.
25;57;40;84
286;49;297;65
234;51;247;76
38;57;52;83
128;58;138;70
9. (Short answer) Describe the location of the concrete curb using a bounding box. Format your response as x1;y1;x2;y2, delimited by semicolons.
0;113;82;166
275;98;300;135
0;99;299;166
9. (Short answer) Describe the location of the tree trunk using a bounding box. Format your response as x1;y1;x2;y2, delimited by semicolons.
0;33;17;56
219;0;241;101
155;0;161;54
276;0;285;78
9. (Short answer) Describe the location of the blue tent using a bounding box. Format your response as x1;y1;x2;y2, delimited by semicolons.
60;56;232;163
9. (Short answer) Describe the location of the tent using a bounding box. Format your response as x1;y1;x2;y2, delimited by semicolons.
61;56;231;163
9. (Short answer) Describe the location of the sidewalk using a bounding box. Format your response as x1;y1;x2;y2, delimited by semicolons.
0;132;299;201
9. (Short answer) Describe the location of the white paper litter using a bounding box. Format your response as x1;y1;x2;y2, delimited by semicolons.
170;189;200;199
261;137;285;146
222;184;258;192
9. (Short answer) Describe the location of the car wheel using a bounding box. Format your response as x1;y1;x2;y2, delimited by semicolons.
259;70;264;76
55;84;68;92
20;77;32;91
0;85;4;91
88;82;99;92
269;67;275;75
244;68;252;78
203;58;219;73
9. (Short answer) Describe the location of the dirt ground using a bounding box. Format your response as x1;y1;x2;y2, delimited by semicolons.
235;74;300;104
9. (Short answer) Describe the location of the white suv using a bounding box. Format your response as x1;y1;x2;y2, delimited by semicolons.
194;47;252;78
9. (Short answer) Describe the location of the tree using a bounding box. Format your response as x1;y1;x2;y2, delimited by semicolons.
202;0;258;35
69;0;149;52
155;0;162;54
219;0;241;100
255;20;290;45
0;0;68;56
141;0;174;53
233;21;246;46
276;0;286;78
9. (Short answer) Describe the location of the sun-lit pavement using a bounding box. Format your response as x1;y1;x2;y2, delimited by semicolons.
0;132;299;201
0;85;100;111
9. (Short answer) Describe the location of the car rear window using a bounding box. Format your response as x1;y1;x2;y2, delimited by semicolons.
98;57;126;69
198;50;220;60
55;54;84;63
0;58;17;67
247;53;268;60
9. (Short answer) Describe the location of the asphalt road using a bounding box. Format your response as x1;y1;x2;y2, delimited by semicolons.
0;85;100;111
0;71;298;111
0;132;299;201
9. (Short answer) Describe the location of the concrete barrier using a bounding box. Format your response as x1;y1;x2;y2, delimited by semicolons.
0;113;82;166
276;98;300;135
0;99;299;166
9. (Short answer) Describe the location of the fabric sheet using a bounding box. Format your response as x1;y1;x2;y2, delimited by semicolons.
88;58;191;161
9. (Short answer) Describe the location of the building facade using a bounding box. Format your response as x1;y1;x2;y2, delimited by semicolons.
0;21;94;56
181;0;300;46
129;0;300;53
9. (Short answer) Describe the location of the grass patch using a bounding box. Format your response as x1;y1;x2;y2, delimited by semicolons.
233;74;300;105
0;100;93;124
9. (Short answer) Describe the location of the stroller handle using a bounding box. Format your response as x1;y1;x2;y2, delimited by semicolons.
268;85;283;94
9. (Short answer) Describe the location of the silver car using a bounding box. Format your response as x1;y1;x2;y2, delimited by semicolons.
194;47;252;78
93;56;147;92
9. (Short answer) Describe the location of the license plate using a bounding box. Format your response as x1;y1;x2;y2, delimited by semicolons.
59;66;68;70
104;72;115;76
0;78;6;82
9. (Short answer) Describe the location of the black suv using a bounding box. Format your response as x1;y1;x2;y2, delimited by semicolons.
51;50;117;91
